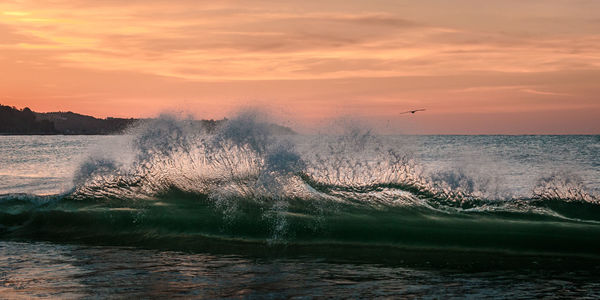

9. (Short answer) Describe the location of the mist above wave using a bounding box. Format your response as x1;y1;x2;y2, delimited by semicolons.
70;111;598;213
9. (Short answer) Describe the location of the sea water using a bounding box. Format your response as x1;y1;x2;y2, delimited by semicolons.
1;117;599;298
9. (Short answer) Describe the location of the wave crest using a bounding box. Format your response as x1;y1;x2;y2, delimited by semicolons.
68;113;599;216
533;171;598;203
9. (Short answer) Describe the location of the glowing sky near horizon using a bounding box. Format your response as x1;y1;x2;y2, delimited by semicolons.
1;0;599;133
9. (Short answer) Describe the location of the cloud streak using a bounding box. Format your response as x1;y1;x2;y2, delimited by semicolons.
2;1;599;81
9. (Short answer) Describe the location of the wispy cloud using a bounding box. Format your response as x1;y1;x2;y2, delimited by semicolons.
2;1;599;81
452;85;571;97
520;88;570;96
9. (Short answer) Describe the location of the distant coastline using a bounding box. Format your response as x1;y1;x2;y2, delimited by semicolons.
0;104;295;135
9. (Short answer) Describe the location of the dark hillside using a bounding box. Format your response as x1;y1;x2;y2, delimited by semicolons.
1;104;296;135
0;105;57;134
35;111;137;135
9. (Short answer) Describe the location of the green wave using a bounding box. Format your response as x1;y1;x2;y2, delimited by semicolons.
1;189;599;260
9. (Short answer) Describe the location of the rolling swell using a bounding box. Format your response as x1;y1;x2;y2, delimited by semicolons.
1;114;599;261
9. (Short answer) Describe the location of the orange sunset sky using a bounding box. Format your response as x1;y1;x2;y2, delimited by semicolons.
1;0;599;134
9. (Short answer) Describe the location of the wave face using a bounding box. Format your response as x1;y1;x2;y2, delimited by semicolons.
1;114;599;258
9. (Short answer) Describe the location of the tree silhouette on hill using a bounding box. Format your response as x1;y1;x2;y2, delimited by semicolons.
0;105;57;134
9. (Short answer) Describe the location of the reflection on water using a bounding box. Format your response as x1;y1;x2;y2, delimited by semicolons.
1;241;599;298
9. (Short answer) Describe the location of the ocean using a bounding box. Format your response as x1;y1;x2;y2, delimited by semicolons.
1;117;599;298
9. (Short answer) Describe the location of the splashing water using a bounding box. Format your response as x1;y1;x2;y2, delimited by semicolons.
69;113;599;214
533;171;598;203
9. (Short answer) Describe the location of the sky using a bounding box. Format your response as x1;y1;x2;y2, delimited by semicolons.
1;0;599;134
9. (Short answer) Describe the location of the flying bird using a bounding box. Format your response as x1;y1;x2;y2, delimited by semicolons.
399;109;426;115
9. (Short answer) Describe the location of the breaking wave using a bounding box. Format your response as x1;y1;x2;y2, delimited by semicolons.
1;112;599;258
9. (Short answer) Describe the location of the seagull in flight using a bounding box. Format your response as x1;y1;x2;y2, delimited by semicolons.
399;109;426;115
